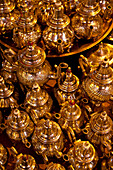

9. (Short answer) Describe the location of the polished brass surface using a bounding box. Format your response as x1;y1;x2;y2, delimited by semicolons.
82;58;113;102
0;0;16;34
32;119;64;162
64;140;98;169
47;162;65;170
13;10;41;48
72;0;103;40
83;111;113;152
43;1;74;54
36;0;56;25
0;76;17;108
55;100;84;134
0;144;7;169
24;82;53;124
54;67;79;104
6;108;34;148
17;43;51;87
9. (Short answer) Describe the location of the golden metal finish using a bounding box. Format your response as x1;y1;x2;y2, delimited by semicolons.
79;42;113;74
0;76;17;108
32;119;64;162
0;144;7;169
36;0;56;25
43;1;74;54
10;147;38;170
6;108;34;148
83;111;113;152
82;58;113;102
54;67;79;104
0;0;16;34
64;140;98;169
13;11;41;48
24;82;53;124
47;162;66;170
72;0;103;40
17;43;51;87
55;100;84;134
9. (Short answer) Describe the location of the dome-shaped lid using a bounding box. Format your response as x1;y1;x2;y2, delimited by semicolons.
16;154;36;170
18;43;46;68
88;42;110;66
34;119;62;144
7;109;30;130
25;83;49;107
60;100;81;120
0;76;14;98
0;0;15;13
0;144;7;165
47;162;65;170
18;11;37;29
58;67;79;92
77;0;100;16
47;1;70;29
82;59;113;101
90;111;112;134
74;140;96;164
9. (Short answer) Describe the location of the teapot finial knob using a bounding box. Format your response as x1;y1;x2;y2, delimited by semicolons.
83;141;90;149
100;111;107;121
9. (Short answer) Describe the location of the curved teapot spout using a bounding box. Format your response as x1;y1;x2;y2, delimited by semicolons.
79;55;90;77
101;137;112;151
48;62;68;79
67;126;76;143
10;146;18;158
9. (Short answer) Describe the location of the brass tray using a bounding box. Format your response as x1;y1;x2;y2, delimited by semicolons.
0;19;113;58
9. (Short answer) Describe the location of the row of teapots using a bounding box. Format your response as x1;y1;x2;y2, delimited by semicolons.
1;41;113;106
0;0;113;53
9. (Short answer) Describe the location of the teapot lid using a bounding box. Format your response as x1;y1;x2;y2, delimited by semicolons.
18;11;37;29
88;42;110;65
58;67;79;92
18;43;46;68
90;111;112;134
0;76;14;98
34;119;62;144
90;59;113;85
16;154;36;169
47;162;66;170
77;0;100;16
82;59;113;101
47;1;70;29
0;144;7;165
0;0;15;13
7;109;30;130
60;100;81;120
25;83;49;107
74;140;96;164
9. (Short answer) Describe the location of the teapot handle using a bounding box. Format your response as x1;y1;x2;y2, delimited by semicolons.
67;126;76;143
79;55;90;77
101;137;112;151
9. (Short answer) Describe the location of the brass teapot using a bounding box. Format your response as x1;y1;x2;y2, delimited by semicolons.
43;1;74;54
16;42;68;88
0;0;16;34
79;42;112;75
36;0;56;25
24;82;53;124
5;108;34;148
55;100;84;134
72;0;103;39
54;67;79;104
101;151;113;170
13;10;41;48
63;140;98;170
46;162;66;170
32;119;64;162
82;58;113;103
10;147;38;170
0;76;17;108
0;144;7;170
83;111;113;152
